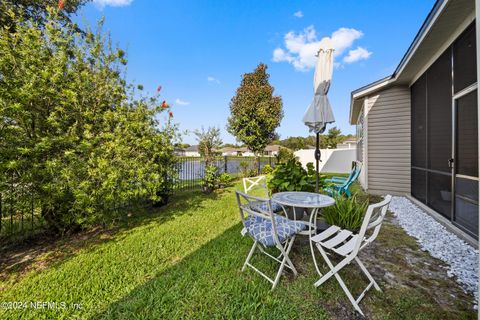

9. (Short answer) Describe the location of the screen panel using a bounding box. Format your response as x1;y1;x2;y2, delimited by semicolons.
453;23;477;93
411;74;427;168
427;50;452;173
456;90;478;177
412;168;427;204
427;171;452;219
454;177;478;236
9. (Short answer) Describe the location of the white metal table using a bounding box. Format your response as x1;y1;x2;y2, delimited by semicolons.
271;191;335;276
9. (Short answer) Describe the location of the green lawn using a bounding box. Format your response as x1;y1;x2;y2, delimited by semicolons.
0;181;475;319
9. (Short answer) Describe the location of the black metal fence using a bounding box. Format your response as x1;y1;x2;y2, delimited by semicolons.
173;156;276;191
0;156;276;242
0;188;45;243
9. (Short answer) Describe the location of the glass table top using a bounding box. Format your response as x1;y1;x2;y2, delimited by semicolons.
271;192;335;208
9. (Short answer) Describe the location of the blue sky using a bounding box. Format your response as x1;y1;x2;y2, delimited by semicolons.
75;0;436;144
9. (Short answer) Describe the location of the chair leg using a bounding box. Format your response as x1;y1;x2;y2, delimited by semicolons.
314;246;364;316
313;244;350;287
333;270;365;316
355;257;381;292
272;236;297;290
242;241;258;272
282;235;298;276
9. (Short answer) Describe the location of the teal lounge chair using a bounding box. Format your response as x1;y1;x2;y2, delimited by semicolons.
325;161;362;184
324;162;362;198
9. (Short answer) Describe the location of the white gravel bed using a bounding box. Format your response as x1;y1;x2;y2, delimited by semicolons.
388;196;478;307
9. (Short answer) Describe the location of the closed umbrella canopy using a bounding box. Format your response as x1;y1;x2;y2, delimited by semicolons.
303;38;335;134
302;38;335;192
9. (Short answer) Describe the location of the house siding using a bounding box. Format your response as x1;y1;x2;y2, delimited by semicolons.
365;86;411;195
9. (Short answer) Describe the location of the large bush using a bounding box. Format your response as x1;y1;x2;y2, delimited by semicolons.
268;159;326;193
0;8;178;232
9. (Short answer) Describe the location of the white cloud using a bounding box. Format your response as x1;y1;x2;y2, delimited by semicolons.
175;98;190;106
272;26;369;71
207;76;220;84
343;47;372;64
93;0;133;8
293;10;303;18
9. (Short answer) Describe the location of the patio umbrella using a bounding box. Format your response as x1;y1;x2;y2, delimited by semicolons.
302;38;335;192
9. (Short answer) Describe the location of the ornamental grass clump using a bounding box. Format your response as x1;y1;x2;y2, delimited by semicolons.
322;195;369;231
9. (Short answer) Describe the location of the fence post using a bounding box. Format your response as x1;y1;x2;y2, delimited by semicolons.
269;156;272;166
224;156;228;173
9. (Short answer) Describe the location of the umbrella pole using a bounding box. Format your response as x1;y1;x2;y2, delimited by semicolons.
315;133;320;193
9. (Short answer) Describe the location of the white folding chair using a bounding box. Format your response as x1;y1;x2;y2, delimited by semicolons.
236;191;306;290
242;175;283;213
311;195;392;316
243;175;269;197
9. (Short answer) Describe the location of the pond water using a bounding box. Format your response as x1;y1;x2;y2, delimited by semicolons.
177;158;273;180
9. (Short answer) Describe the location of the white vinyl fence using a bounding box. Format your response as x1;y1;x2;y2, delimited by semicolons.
294;148;356;174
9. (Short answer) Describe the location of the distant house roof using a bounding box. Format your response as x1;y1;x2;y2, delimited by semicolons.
185;145;199;152
264;145;281;152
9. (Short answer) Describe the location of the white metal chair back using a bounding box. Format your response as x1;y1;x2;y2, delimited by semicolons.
352;194;392;256
235;190;301;289
243;175;269;197
311;195;392;316
236;191;281;247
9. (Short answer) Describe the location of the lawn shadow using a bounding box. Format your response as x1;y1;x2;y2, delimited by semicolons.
89;222;328;320
88;214;477;320
0;187;224;289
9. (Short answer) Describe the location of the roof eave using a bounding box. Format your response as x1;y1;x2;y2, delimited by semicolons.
349;0;450;124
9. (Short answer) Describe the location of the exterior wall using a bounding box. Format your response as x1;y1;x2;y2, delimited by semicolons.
365;86;411;195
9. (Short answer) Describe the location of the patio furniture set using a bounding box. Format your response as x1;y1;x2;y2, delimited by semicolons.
235;163;391;316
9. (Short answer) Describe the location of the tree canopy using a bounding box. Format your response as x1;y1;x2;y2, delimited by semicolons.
273;129;355;151
227;63;283;155
194;127;223;166
1;0;88;30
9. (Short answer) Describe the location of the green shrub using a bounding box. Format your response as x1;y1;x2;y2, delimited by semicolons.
268;159;326;193
0;9;178;232
239;160;256;178
268;159;327;193
261;164;273;175
275;147;295;164
322;195;369;231
202;165;219;194
218;172;233;187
